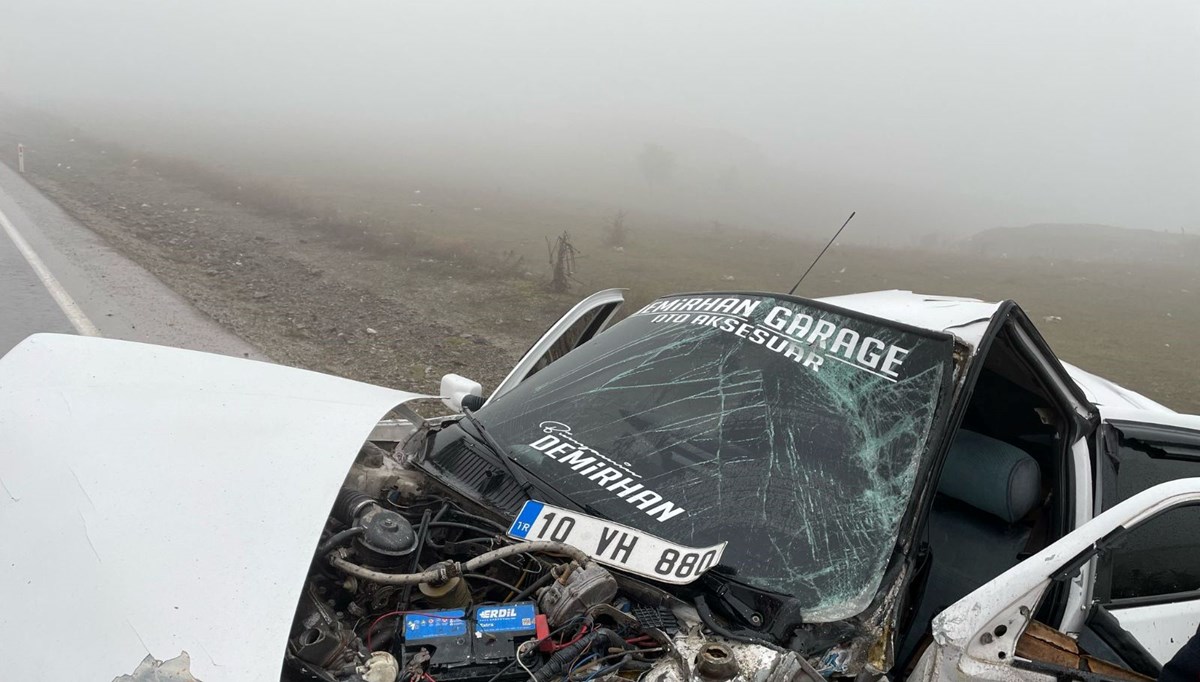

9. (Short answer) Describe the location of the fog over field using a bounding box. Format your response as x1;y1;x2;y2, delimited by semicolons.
3;1;1198;241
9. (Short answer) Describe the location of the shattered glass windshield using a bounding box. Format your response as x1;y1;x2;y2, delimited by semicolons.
473;294;954;621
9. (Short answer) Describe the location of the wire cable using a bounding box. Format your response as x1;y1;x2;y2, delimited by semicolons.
463;573;524;594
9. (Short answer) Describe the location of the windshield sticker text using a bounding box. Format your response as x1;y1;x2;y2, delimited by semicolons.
527;422;686;522
633;296;910;381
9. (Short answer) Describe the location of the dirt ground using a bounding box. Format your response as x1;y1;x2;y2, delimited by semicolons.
2;113;1197;412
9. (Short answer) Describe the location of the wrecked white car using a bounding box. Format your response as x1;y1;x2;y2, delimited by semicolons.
1;289;1198;682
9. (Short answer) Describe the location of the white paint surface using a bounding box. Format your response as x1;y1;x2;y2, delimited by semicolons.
817;290;1000;350
1111;599;1200;663
1062;361;1173;413
0;334;428;681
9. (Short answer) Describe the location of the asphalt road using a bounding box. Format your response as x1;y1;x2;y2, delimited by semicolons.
0;159;265;359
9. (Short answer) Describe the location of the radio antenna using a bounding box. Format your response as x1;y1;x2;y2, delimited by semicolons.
788;211;855;295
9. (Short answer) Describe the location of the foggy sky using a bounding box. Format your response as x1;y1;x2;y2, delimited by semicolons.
2;1;1198;238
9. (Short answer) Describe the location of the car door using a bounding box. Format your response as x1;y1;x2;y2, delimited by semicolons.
1091;418;1200;664
487;288;624;404
909;477;1200;682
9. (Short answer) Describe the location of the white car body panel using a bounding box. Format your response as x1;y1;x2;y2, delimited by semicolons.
817;290;1001;350
1108;600;1200;664
1061;361;1173;414
0;334;427;681
1093;405;1200;431
822;291;1177;419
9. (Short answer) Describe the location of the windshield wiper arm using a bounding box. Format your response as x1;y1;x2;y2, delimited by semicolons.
694;572;803;648
458;408;534;499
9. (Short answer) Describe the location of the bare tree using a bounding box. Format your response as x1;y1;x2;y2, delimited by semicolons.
546;231;580;292
604;209;629;247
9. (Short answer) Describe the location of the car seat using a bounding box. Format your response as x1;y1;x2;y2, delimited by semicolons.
898;429;1044;667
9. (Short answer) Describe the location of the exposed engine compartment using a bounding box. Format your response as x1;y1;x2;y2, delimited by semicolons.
284;437;822;682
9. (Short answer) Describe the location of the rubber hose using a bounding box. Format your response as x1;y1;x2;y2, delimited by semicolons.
329;540;590;585
315;526;365;556
333;488;376;524
510;570;555;603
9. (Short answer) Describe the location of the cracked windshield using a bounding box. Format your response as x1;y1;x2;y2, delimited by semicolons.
476;293;955;620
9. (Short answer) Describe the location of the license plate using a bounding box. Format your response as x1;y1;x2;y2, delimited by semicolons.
507;501;726;584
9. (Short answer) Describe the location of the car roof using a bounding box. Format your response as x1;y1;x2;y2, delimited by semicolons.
816;289;1002;350
814;289;1178;418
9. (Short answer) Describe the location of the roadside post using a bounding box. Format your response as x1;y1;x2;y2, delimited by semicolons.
17;144;24;173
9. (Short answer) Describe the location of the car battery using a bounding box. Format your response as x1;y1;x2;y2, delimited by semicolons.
397;602;539;680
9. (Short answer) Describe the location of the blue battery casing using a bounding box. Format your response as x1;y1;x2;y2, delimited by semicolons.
402;609;468;642
398;602;538;672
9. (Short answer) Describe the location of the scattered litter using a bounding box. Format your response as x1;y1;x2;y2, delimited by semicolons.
839;267;846;273
1043;315;1062;322
141;203;151;208
413;189;421;194
721;275;736;281
366;327;378;335
473;207;482;211
612;246;625;252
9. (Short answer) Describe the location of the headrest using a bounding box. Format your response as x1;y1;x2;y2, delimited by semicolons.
938;430;1042;523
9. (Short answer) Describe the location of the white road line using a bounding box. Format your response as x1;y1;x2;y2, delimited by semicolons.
0;205;101;336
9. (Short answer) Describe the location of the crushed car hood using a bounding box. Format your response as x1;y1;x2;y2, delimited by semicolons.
0;334;427;681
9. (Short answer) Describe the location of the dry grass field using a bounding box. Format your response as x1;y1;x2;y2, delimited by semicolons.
2;112;1196;412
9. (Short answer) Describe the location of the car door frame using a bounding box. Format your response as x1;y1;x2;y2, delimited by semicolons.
895;303;1100;670
909;477;1200;682
486;288;625;404
1089;414;1200;663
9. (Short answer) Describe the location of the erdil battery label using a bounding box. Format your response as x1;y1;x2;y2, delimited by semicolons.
474;603;537;634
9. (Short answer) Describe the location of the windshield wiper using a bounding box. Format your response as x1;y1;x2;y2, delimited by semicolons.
457;408;534;500
694;571;804;648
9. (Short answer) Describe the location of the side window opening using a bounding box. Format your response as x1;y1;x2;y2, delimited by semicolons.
1079;426;1200;670
1096;426;1200;604
1102;504;1200;602
525;303;617;378
898;323;1072;668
